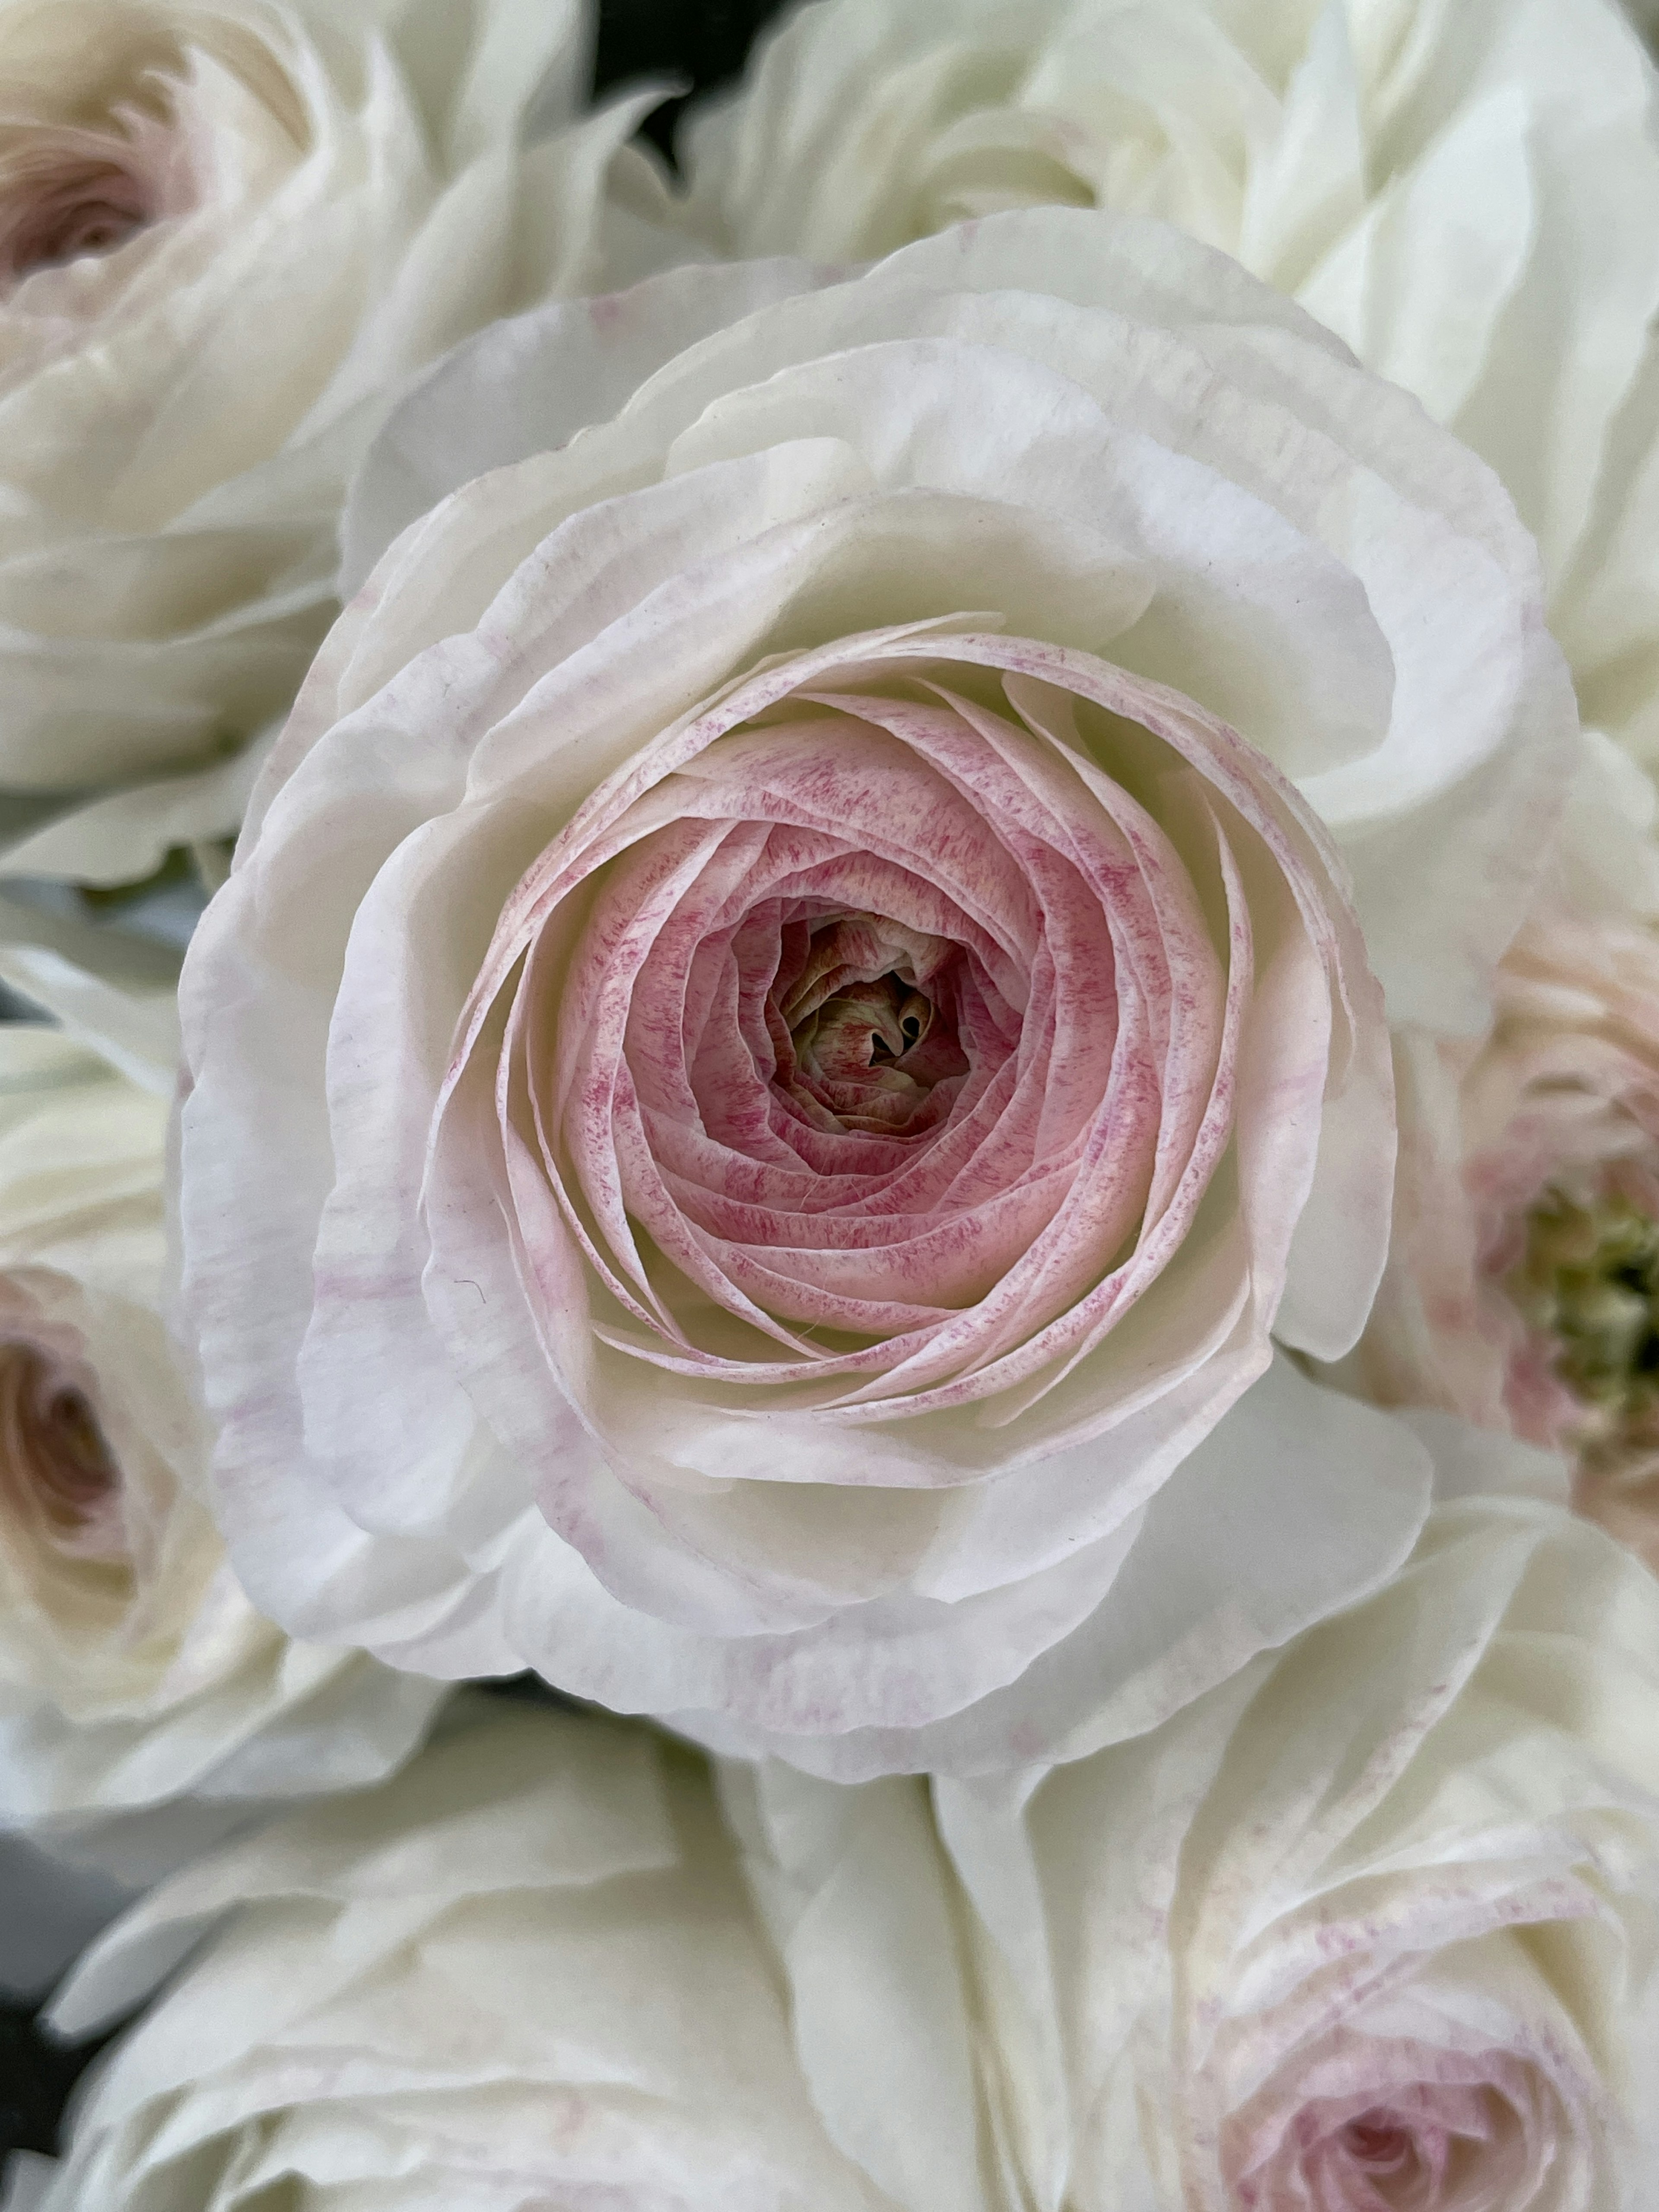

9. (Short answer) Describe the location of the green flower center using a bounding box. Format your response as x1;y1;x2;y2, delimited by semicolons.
1510;1192;1659;1422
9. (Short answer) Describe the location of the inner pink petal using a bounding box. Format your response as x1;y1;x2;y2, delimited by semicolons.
1232;2058;1544;2212
494;681;1244;1404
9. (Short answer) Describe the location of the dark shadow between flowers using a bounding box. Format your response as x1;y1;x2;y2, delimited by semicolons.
476;1671;606;1718
0;2002;127;2168
594;0;793;162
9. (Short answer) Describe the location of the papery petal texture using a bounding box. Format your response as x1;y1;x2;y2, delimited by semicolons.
175;207;1578;1772
680;0;1659;808
0;0;686;1029
723;1469;1659;2212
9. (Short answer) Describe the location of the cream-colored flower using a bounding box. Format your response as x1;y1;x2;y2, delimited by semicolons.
0;1023;442;1832
724;1468;1659;2210
18;1708;885;2212
0;0;678;1002
680;0;1659;789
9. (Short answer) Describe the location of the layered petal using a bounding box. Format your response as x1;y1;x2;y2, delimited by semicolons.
30;1709;886;2212
723;1469;1659;2211
680;0;1659;807
175;207;1573;1770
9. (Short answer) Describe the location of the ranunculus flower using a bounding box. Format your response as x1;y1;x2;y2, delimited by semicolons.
678;0;1659;790
15;1708;883;2212
0;0;673;908
0;1024;442;1832
1338;905;1659;1580
723;1466;1659;2210
179;207;1574;1774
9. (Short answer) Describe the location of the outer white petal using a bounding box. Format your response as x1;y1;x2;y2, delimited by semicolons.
38;1710;888;2212
681;0;1654;805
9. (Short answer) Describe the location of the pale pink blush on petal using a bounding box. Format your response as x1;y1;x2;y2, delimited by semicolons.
1355;906;1659;1576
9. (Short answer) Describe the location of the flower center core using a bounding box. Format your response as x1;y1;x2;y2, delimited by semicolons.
792;971;935;1071
1340;2114;1415;2170
1510;1191;1659;1426
0;157;152;285
0;1342;123;1554
766;912;968;1136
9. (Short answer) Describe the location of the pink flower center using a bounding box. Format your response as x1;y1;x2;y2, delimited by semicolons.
1229;2066;1542;2212
473;676;1262;1413
1335;2110;1424;2194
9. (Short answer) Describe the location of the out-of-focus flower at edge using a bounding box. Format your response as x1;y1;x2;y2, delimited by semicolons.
0;0;684;1072
168;199;1595;1778
0;1023;444;1841
7;1709;887;2212
677;0;1659;812
1334;905;1659;1580
721;1470;1659;2211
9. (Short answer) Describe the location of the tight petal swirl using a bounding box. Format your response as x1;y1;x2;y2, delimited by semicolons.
179;209;1574;1773
450;634;1378;1465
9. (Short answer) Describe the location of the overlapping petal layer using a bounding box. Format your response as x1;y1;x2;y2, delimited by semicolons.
0;0;684;1062
442;636;1377;1453
25;1712;885;2212
179;209;1566;1771
680;0;1659;796
722;1476;1659;2210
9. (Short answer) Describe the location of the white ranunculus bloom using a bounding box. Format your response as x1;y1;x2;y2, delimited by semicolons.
0;0;675;924
723;1468;1659;2211
14;1708;884;2212
680;0;1659;788
177;206;1585;1776
0;1024;442;1834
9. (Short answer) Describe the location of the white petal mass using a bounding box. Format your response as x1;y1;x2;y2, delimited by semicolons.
24;1707;887;2212
0;1025;444;1837
170;203;1590;1771
723;1466;1659;2210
